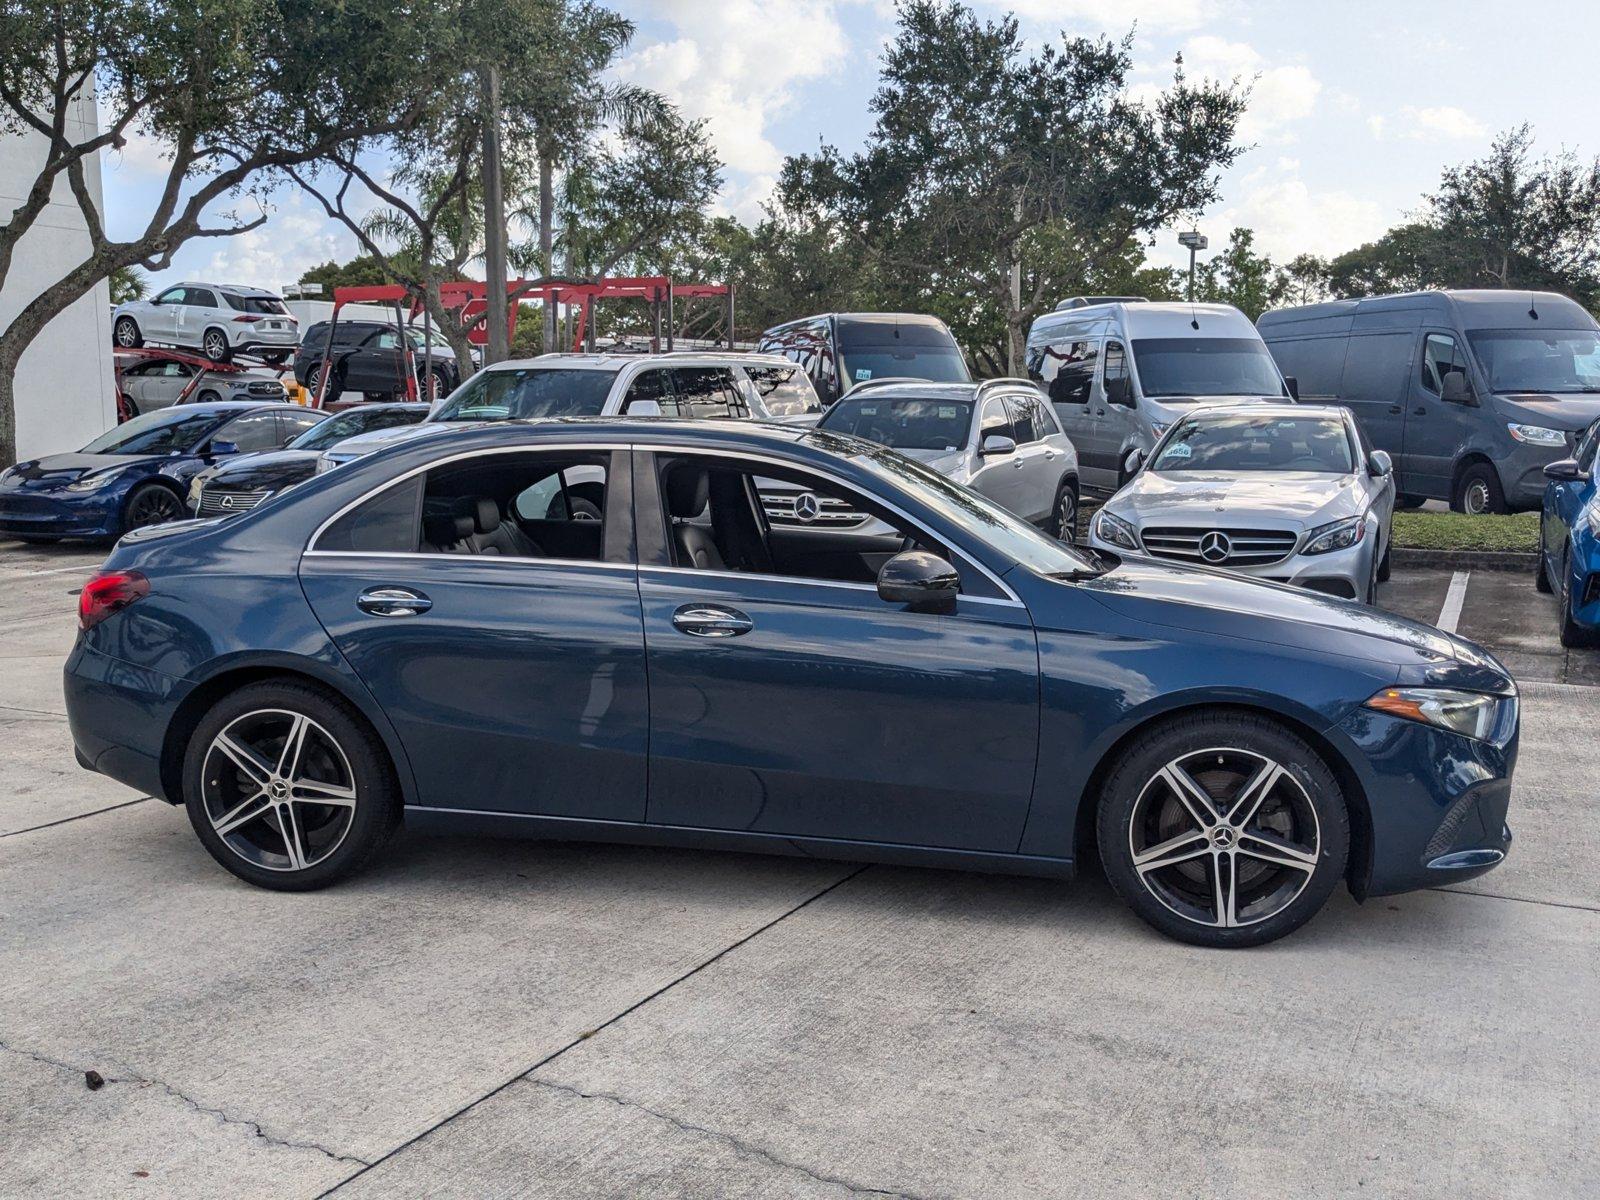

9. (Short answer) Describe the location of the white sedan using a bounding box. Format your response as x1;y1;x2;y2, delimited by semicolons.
1088;404;1396;603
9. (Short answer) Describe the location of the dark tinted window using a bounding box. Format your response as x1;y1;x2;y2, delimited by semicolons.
667;367;748;419
979;397;1016;442
291;407;427;451
432;368;618;421
223;293;289;315
1030;337;1097;405
1129;337;1284;398
1004;395;1040;443
1465;328;1600;394
836;319;969;389
80;408;220;455
820;396;972;450
1338;333;1413;406
213;411;284;452
1264;336;1346;399
184;288;218;308
621;368;671;413
1103;341;1130;403
1575;419;1600;472
315;477;423;553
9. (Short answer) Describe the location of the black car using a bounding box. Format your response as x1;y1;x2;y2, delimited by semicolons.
293;321;461;402
186;402;432;517
757;312;971;403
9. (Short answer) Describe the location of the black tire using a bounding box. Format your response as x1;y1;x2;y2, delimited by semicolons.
182;680;401;891
121;482;185;532
1535;546;1553;594
1376;535;1391;583
1395;493;1426;510
306;363;339;401
113;316;143;348
195;388;222;405
201;327;233;363
118;393;139;422
1558;547;1599;648
1451;462;1506;515
1096;711;1350;948
1050;478;1079;543
1363;551;1379;604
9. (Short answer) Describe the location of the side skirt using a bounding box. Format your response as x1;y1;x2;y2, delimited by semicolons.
404;806;1076;880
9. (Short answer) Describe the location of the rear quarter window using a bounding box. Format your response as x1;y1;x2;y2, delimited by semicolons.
314;477;423;553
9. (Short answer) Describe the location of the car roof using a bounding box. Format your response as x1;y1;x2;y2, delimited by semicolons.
482;352;797;373
834;381;982;400
1175;403;1347;421
171;401;289;415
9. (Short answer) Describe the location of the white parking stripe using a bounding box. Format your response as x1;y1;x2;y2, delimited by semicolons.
1436;570;1471;633
7;564;98;578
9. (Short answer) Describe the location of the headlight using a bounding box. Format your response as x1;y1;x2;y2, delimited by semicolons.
66;467;128;491
1094;508;1139;550
1507;422;1566;446
1302;514;1366;555
1364;687;1515;743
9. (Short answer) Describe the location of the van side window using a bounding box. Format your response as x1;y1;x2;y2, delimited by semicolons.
1102;341;1130;404
1339;333;1413;405
1421;333;1465;395
1034;338;1098;406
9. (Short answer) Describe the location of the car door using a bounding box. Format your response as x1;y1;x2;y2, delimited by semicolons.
298;446;649;820
968;395;1028;514
181;286;219;350
633;448;1040;852
146;287;185;341
1405;331;1478;500
349;329;405;393
1002;391;1056;522
1083;339;1133;488
143;361;193;410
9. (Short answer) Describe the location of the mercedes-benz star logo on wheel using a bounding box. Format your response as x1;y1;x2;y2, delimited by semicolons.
794;492;822;523
1198;530;1231;563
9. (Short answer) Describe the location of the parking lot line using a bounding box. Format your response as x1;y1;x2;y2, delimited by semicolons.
6;564;98;579
1436;569;1471;633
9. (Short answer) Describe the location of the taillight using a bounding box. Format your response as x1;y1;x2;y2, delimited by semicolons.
233;314;262;323
79;570;149;631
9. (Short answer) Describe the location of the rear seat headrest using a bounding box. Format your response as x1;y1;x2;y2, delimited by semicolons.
423;511;474;546
452;496;501;534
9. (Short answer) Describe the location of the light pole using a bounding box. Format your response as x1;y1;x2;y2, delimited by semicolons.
1178;230;1208;302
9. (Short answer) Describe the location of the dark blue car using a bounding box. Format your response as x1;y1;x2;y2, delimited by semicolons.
63;420;1519;946
0;402;323;543
1536;416;1600;646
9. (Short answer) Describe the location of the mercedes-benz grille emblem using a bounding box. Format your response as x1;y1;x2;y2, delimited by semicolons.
1198;530;1231;564
794;492;822;523
220;495;234;509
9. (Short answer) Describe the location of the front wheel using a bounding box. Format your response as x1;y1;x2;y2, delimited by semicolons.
1558;548;1599;648
183;681;400;890
1051;479;1079;543
1096;712;1349;948
1535;547;1553;594
1452;463;1506;515
122;482;184;532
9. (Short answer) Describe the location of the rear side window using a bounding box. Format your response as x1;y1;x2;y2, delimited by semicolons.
1030;338;1098;406
213;411;284;452
185;288;218;308
667;367;749;419
745;365;822;416
315;477;424;553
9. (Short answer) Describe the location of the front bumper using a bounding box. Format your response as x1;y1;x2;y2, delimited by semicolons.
1088;522;1379;600
0;490;120;539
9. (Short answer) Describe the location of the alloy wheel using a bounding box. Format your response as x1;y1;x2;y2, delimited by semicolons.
200;709;358;872
1127;747;1321;929
203;331;228;361
114;318;138;347
125;487;182;529
1056;487;1077;543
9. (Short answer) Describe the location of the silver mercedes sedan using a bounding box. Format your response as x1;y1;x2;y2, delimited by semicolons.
1087;404;1396;603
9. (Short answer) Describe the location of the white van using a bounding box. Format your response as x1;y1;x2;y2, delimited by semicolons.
1025;299;1291;492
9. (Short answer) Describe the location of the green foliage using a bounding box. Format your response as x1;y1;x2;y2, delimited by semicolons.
1391;511;1539;553
297;256;395;293
108;265;145;304
1195;228;1288;321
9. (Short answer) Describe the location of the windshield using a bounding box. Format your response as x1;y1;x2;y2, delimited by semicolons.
806;430;1100;577
431;368;618;421
820;396;973;451
837;321;970;389
291;408;426;451
1466;328;1600;394
80;407;222;455
1130;337;1285;399
1153;413;1354;473
406;328;454;351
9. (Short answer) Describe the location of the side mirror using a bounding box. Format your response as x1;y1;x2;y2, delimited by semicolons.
1367;449;1393;478
209;440;239;457
877;550;960;613
1127;447;1148;473
1544;457;1589;482
1440;371;1475;406
980;434;1016;456
625;399;663;417
1283;375;1300;401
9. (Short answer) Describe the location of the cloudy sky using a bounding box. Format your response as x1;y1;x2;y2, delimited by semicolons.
101;0;1600;292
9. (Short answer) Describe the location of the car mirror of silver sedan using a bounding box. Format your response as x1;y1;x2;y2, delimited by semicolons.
1367;450;1394;478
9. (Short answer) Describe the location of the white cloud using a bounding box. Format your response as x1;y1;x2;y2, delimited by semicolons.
198;193;353;291
614;0;850;219
1174;37;1320;143
1389;105;1490;142
1176;159;1388;262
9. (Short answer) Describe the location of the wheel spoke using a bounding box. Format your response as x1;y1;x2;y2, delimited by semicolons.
214;733;273;787
1133;829;1209;875
290;777;356;806
212;790;270;837
277;804;306;870
1212;852;1237;928
1237;830;1319;872
1158;763;1220;830
277;714;310;779
1224;761;1285;830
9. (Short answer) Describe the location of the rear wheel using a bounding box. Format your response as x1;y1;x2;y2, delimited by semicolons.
122;482;184;532
1452;462;1505;515
183;681;400;890
1096;712;1349;948
113;316;143;348
195;388;222;405
1558;547;1599;648
1050;479;1079;543
1535;546;1553;594
201;327;232;363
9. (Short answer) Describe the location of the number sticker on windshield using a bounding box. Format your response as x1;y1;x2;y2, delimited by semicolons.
1166;442;1193;459
938;406;959;418
855;368;872;380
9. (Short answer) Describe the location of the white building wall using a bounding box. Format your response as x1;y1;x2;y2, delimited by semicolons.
0;88;117;461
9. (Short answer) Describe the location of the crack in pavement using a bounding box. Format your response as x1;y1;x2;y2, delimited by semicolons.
0;797;151;840
525;1077;934;1200
0;1035;370;1167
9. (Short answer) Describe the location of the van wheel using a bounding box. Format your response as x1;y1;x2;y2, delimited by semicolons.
1452;463;1505;515
1096;711;1349;948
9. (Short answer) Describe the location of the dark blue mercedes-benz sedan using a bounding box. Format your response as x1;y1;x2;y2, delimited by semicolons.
0;401;322;542
62;420;1518;946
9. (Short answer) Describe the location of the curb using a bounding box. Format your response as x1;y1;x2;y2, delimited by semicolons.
1390;547;1537;573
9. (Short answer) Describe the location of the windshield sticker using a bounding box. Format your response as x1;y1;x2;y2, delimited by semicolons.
938;406;959;418
1165;442;1193;459
859;405;878;415
855;368;873;380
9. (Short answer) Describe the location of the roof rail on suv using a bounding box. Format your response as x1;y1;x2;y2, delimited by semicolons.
974;377;1039;396
841;376;943;395
1053;295;1148;311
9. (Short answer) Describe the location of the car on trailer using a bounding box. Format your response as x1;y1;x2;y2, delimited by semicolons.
113;283;300;364
115;348;288;417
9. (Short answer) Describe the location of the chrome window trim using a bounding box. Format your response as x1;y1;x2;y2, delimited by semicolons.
304;552;637;572
301;438;1024;605
640;564;1023;609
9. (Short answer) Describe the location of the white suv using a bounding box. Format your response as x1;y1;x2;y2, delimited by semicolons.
113;282;300;364
316;352;825;474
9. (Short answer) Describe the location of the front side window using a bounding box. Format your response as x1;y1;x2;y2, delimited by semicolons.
281;411;328;440
153;287;185;306
1102;341;1130;404
214;411;286;453
1421;333;1466;394
1151;414;1355;474
431;368;619;422
372;330;402;351
744;365;822;416
979;397;1016;443
1575;419;1600;472
621;368;671;413
80;407;220;455
1128;337;1285;399
1465;328;1600;395
819;396;974;451
291;407;426;451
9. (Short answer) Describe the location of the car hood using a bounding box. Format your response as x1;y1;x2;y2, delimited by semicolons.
1145;394;1284;411
1076;554;1503;674
323;420;465;459
1494;394;1600;430
892;447;971;475
205;449;319;488
1108;471;1366;529
2;452;161;485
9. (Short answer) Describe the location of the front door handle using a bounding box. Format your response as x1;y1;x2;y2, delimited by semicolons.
1389;404;1403;414
357;586;432;617
1012;457;1025;468
672;604;753;638
1413;406;1427;416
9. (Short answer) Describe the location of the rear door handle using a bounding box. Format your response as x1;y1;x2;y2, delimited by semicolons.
357;586;432;617
672;604;753;638
1389;404;1402;414
1413;406;1427;415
